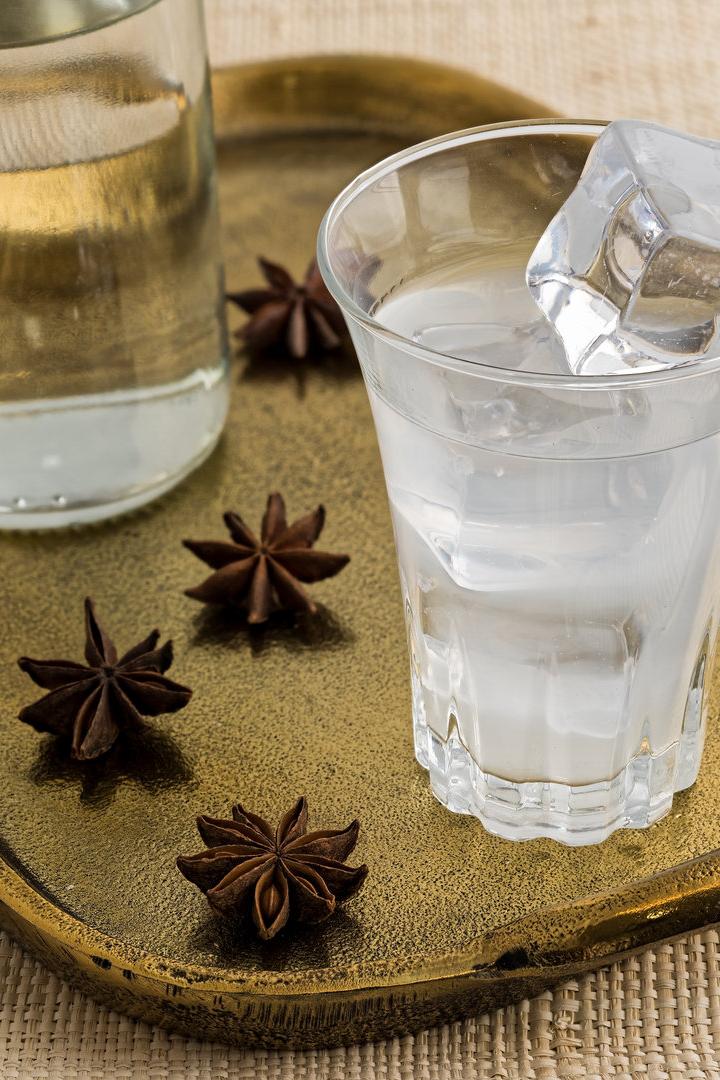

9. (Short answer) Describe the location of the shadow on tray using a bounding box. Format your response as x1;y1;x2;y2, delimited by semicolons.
237;341;360;397
28;723;195;808
186;907;361;971
190;602;355;654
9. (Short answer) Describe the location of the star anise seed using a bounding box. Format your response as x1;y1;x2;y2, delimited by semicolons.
18;598;192;761
177;796;368;939
183;492;350;624
226;257;346;360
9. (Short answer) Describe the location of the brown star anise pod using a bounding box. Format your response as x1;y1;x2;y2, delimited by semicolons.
17;598;192;761
183;492;350;624
226;257;346;359
177;796;368;940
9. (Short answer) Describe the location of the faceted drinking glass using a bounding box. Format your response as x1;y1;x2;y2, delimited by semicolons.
318;121;720;845
0;0;229;528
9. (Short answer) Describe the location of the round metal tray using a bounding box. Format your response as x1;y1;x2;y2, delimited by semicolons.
2;56;720;1049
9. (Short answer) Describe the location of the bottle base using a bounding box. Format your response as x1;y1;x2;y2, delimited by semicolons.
0;369;228;531
0;436;221;530
413;708;703;846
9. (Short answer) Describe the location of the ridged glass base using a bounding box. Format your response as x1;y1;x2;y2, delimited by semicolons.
412;706;705;846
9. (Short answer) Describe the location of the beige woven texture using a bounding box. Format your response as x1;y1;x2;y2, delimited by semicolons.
4;930;720;1078
4;1;720;1076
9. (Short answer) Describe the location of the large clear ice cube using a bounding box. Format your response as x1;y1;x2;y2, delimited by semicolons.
526;120;720;375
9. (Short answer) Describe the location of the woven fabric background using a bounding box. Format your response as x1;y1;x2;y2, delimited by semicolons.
4;928;720;1079
4;1;720;1077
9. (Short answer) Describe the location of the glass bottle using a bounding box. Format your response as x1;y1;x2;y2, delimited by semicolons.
0;0;229;528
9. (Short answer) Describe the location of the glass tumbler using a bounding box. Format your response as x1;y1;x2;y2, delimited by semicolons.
0;0;229;529
318;121;720;845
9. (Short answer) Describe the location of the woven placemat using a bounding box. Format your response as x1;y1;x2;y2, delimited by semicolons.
3;927;720;1078
4;1;720;1076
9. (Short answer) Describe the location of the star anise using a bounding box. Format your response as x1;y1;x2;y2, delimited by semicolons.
226;257;346;359
177;796;368;940
183;492;350;624
17;598;192;761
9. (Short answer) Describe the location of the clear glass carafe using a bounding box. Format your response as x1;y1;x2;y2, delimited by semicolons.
0;0;229;528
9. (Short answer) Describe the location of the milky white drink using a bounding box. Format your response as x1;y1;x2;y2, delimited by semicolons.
319;121;720;844
370;250;720;840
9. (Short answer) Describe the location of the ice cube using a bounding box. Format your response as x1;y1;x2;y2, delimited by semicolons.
526;120;720;375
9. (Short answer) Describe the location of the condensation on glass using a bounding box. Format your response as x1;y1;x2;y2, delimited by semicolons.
0;0;229;528
319;122;720;845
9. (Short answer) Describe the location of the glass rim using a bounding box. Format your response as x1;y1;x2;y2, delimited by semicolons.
0;0;161;49
317;118;720;390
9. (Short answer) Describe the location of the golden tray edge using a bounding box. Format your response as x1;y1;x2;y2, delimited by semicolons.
3;847;720;1045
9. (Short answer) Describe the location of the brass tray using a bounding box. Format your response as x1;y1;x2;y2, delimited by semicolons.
2;55;720;1050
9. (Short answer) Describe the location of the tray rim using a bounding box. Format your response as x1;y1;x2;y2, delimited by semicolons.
4;840;720;998
209;52;551;141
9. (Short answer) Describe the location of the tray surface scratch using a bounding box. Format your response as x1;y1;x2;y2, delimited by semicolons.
1;56;720;1048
